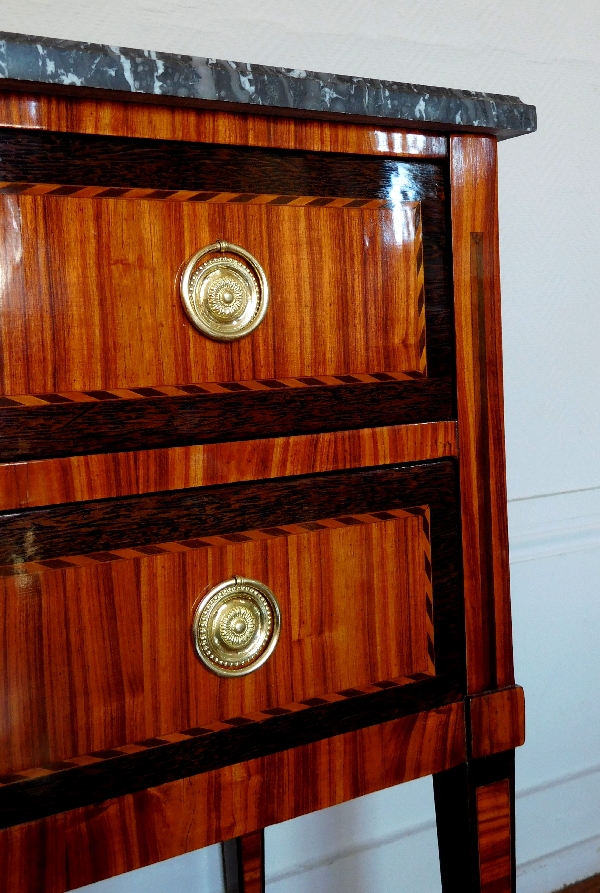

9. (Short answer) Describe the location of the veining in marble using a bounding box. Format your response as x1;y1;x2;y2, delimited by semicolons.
0;31;536;139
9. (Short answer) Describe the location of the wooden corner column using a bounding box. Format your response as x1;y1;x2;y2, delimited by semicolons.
223;831;266;893
431;134;520;893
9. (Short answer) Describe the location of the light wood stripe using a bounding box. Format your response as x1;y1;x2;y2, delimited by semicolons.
0;421;457;510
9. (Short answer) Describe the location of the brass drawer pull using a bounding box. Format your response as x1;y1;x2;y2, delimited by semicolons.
180;240;269;341
192;577;281;677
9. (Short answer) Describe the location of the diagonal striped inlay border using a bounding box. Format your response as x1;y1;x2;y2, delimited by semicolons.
0;506;430;577
0;670;461;831
0;370;424;409
0;672;432;790
0;181;396;208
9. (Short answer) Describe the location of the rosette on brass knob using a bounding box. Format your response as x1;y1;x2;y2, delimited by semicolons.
180;241;269;341
192;577;281;677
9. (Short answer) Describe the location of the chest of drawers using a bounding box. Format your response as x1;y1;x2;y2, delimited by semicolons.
0;31;535;893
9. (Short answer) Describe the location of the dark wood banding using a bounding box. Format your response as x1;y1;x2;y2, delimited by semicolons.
0;461;458;567
0;674;460;830
0;128;444;200
0;379;453;461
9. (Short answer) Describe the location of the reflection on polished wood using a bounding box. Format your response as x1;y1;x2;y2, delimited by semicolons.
450;135;513;695
0;195;423;395
0;511;431;773
223;831;265;893
0;703;465;893
0;75;525;893
0;91;448;157
476;780;512;893
0;421;457;509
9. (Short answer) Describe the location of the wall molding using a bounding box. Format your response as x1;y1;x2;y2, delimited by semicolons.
266;817;436;885
266;762;600;889
517;832;600;893
508;487;600;564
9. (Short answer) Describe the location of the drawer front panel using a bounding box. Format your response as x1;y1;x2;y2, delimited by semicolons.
0;509;431;774
0;705;466;876
0;460;462;779
1;195;424;393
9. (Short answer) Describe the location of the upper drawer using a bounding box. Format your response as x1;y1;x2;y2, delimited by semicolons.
3;193;425;390
0;129;453;458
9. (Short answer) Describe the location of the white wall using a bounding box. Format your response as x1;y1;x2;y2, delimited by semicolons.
3;2;600;891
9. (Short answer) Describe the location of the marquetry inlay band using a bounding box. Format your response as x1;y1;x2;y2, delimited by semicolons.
0;369;422;409
0;182;395;208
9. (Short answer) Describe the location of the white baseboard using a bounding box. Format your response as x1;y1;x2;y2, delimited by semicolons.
517;833;600;893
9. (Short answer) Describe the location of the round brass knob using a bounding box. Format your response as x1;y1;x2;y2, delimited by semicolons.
192;577;281;677
180;241;269;341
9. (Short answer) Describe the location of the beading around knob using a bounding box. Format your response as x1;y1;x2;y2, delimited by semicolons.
192;576;281;677
180;241;269;341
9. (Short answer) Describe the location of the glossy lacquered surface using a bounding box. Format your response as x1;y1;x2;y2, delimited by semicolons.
0;193;424;394
0;703;466;893
0;462;458;774
0;91;449;156
450;135;513;695
0;421;457;510
0;85;523;893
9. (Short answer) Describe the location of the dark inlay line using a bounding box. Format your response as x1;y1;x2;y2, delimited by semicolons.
266;195;296;205
82;390;122;401
35;393;74;404
0;128;445;201
48;185;81;196
97;187;129;198
370;372;397;382
176;385;210;395
0;183;28;193
187;191;220;202
130;387;167;397
471;232;497;689
260;380;289;389
219;382;251;391
228;193;257;203
0;677;460;830
0;379;454;462
0;462;456;567
144;189;179;199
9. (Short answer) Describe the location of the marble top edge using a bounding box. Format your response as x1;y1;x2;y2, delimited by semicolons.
0;31;537;139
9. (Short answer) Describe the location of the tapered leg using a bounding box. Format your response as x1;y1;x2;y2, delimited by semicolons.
433;750;515;893
222;830;266;893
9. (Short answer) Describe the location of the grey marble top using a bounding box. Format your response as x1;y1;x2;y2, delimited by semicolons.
0;31;536;140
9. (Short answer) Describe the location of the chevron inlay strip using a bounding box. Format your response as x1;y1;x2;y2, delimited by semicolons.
0;182;394;208
0;370;423;408
0;506;429;576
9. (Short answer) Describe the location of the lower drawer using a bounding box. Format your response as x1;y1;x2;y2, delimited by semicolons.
0;459;463;826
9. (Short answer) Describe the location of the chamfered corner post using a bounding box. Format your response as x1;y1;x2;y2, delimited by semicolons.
434;750;516;893
222;830;266;893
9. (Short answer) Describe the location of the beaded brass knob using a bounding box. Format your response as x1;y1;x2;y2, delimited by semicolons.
192;577;281;677
180;241;269;341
